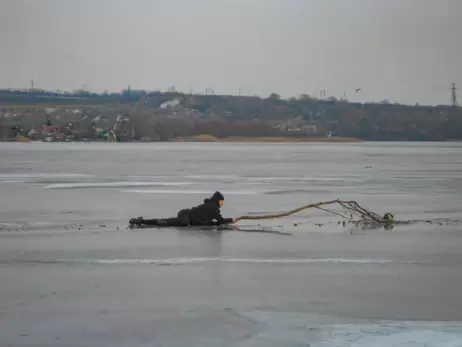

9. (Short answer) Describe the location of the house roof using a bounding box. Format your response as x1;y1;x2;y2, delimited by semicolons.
42;125;60;133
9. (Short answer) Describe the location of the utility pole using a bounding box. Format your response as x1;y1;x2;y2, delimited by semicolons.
451;83;458;107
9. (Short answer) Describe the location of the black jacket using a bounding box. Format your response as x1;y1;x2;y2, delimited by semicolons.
187;199;233;225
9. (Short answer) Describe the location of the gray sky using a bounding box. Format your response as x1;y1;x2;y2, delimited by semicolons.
1;0;461;105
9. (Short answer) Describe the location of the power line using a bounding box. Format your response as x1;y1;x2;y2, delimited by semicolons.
451;83;458;107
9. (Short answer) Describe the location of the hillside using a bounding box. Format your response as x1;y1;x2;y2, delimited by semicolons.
1;89;461;141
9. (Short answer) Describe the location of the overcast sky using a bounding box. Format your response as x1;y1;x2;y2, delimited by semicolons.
1;0;460;105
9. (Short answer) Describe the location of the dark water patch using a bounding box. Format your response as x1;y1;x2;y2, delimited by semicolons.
2;216;461;235
423;209;462;214
127;224;291;235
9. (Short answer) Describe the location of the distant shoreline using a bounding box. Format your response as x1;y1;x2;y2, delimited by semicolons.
5;136;363;143
171;136;362;143
10;136;462;143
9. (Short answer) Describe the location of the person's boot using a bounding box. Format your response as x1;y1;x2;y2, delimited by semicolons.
129;217;143;225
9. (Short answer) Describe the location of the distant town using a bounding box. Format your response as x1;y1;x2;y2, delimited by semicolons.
0;87;461;142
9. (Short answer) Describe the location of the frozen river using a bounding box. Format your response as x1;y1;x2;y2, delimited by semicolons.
1;142;462;346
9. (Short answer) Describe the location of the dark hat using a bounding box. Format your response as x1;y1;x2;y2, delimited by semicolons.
204;191;225;205
211;191;224;201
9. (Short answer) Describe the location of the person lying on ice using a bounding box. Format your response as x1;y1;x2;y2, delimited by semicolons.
129;191;240;227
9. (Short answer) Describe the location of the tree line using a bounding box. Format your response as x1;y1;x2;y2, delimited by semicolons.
1;89;461;141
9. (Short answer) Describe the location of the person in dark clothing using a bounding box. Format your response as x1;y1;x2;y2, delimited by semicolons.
129;191;239;227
